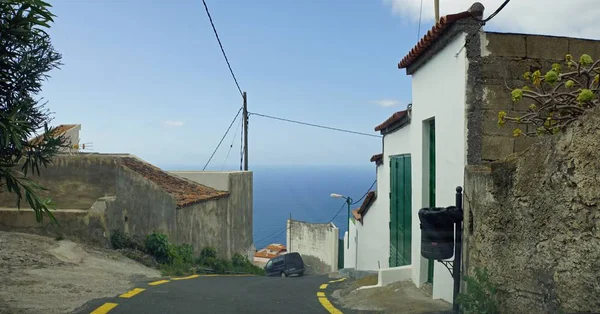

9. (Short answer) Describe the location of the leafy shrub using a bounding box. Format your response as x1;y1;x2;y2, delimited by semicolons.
145;232;173;264
174;244;194;264
200;247;217;259
231;253;248;267
456;267;499;314
110;229;140;250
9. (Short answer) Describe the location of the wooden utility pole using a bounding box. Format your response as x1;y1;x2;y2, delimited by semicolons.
242;91;248;171
434;0;440;21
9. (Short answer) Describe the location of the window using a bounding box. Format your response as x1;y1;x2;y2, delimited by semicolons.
265;260;273;269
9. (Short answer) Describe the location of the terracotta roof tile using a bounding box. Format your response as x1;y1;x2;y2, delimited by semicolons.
29;124;79;145
398;7;483;69
374;110;407;132
355;191;377;224
370;153;383;165
121;157;229;208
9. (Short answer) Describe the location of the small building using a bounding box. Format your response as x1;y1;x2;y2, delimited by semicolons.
29;124;82;153
345;2;600;303
2;124;254;259
253;243;287;267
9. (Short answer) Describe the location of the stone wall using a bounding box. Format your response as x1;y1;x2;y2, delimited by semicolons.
474;32;600;162
463;108;600;313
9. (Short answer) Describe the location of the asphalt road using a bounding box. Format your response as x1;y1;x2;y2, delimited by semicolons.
74;274;351;314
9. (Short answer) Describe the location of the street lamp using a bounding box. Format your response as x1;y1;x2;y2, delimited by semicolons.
330;193;353;248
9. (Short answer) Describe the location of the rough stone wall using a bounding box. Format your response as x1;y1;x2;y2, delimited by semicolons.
476;32;600;162
463;108;600;313
0;155;118;209
287;219;339;273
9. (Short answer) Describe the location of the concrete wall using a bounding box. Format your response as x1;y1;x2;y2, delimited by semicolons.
353;163;387;271
0;155;118;209
287;219;338;273
463;108;600;313
170;171;230;191
172;171;253;259
475;32;600;162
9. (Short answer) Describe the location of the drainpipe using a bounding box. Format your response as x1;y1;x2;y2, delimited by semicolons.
434;0;440;21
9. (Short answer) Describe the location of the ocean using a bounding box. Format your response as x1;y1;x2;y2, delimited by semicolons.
252;165;375;249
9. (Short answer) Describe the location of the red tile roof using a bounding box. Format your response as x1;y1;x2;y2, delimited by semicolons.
355;191;377;224
398;7;483;69
121;157;229;208
374;110;407;132
370;153;383;165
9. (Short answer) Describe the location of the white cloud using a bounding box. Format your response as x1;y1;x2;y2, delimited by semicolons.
372;99;402;107
384;0;600;40
163;120;184;127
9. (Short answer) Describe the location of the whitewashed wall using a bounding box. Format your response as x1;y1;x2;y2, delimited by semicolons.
409;32;468;302
287;220;339;273
343;219;357;269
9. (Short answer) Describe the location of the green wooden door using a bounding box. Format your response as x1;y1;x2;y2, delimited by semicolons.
338;239;344;269
390;155;412;267
427;120;436;283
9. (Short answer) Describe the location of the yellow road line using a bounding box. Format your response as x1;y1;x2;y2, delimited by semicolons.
90;302;118;314
119;288;145;298
317;291;326;297
148;279;170;286
171;274;200;280
318;296;343;314
328;278;346;283
320;283;328;289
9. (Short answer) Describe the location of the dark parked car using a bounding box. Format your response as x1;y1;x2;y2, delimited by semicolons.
264;252;305;277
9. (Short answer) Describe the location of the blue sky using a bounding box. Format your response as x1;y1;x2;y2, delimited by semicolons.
40;0;420;169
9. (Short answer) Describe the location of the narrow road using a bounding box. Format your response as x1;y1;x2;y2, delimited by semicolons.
75;274;353;314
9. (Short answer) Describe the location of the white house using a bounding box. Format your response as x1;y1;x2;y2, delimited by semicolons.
343;1;593;303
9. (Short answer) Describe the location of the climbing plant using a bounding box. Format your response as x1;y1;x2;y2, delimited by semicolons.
498;53;600;137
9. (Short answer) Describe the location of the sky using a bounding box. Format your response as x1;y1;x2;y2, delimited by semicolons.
39;0;600;169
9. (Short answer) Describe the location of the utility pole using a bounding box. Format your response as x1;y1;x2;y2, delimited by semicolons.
289;213;292;252
242;91;248;171
434;0;440;21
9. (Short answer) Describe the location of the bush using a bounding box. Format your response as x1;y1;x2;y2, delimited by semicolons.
200;247;217;259
231;253;247;267
175;244;194;264
145;232;173;264
110;229;140;250
456;267;499;314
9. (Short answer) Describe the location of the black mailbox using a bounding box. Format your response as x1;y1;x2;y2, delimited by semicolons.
419;207;455;260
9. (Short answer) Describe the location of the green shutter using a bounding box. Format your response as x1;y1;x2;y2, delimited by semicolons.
390;155;412;267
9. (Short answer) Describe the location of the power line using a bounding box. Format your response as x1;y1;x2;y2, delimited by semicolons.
471;0;511;24
417;0;423;41
203;107;243;170
249;112;382;138
255;227;287;248
201;0;243;97
222;117;242;170
351;180;377;205
327;202;349;224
